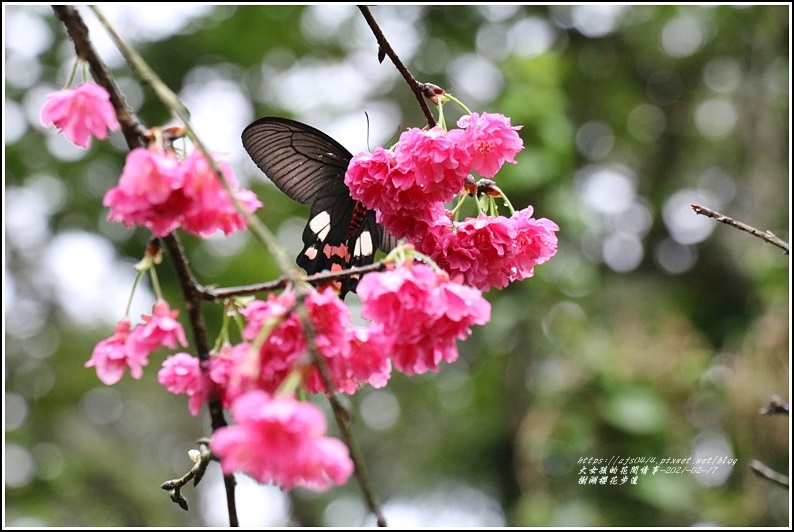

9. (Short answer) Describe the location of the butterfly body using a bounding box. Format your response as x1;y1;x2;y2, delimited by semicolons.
242;117;393;297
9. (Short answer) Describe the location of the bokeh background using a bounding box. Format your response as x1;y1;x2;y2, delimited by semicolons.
4;4;790;527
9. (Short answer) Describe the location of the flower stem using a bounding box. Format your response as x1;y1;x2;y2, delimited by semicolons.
124;268;145;317
443;93;472;116
64;58;79;88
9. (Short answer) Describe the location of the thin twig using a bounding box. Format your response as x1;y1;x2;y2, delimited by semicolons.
201;260;389;302
692;204;789;254
295;302;387;527
759;395;789;416
160;439;213;511
750;459;789;488
358;5;437;128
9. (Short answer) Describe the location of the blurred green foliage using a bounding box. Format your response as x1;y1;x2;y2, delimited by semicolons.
4;4;790;527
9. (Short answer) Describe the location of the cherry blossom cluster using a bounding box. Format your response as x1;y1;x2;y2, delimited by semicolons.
56;77;553;494
345;112;559;290
104;146;262;238
157;260;490;408
85;300;188;386
154;261;490;489
39;81;261;238
211;391;355;491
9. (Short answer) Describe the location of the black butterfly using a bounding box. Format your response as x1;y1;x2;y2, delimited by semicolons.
242;117;395;297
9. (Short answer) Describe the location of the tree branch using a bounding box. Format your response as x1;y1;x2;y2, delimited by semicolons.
692;204;789;254
52;6;238;525
201;260;389;302
358;5;437;128
750;459;789;488
759;395;789;416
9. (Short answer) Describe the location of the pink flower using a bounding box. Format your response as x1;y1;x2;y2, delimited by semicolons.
357;262;491;375
508;207;560;282
301;289;393;394
207;342;257;407
300;288;354;393
126;300;189;360
40;82;120;149
344;324;393;389
417;207;559;291
419;214;516;290
211;390;354;491
393;126;471;202
158;352;207;415
180;150;262;237
85;318;149;385
455;112;523;178
104;147;187;237
345;131;467;242
104;147;261;238
344;147;400;214
239;288;389;395
239;291;306;393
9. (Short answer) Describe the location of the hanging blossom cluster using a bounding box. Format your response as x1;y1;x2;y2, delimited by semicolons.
155;260;490;489
103;146;262;238
210;391;355;491
40;80;261;238
86;300;188;386
345;112;559;290
158;260;490;407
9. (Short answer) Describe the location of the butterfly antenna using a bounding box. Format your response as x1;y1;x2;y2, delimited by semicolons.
364;112;372;152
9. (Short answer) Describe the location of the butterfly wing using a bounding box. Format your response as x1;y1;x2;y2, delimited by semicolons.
242;117;394;296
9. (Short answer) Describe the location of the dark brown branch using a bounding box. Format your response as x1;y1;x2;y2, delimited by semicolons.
52;7;238;525
750;459;789;488
358;5;437;128
692;204;789;255
51;6;146;148
161;234;238;526
201;260;389;302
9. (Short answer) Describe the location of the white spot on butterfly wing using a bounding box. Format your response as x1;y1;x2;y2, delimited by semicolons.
309;211;331;241
353;230;373;258
304;246;318;260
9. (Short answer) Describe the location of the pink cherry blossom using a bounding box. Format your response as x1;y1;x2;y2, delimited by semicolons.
104;147;261;238
208;342;258;408
357;262;491;375
238;288;390;395
507;207;560;282
158;352;207;415
393;126;471;202
180;150;262;237
419;214;516;290
103;147;188;237
455;112;523;178
344;324;393;390
344;147;400;214
301;289;393;394
239;291;306;393
126;300;189;360
211;390;354;491
85;318;149;385
300;287;354;393
417;207;559;291
40;81;120;149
